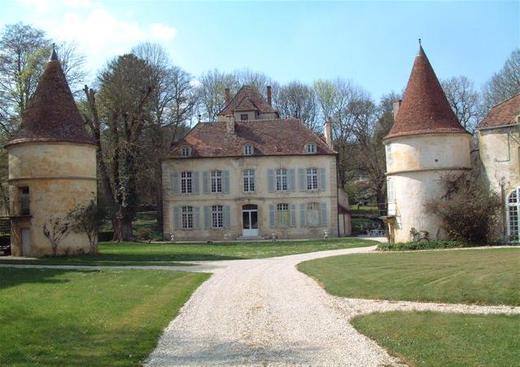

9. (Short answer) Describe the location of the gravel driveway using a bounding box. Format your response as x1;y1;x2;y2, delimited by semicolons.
145;246;520;367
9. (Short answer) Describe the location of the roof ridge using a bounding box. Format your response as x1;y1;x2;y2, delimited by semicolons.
488;92;520;110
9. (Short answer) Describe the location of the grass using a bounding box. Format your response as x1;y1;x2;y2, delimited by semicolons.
0;267;209;367
298;248;520;305
352;311;520;367
0;238;375;266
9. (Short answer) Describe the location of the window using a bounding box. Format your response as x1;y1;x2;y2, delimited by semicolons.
240;113;249;121
276;203;289;226
243;169;255;192
244;144;254;156
306;168;318;190
181;146;192;157
306;202;320;226
180;171;192;194
275;168;288;191
211;205;224;228
305;143;317;154
211;170;222;193
19;186;30;215
508;188;520;242
181;206;193;229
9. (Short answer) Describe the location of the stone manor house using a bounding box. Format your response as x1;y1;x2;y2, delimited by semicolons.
162;86;352;241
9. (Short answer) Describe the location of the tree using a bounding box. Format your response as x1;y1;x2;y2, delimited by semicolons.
441;76;482;132
196;69;239;121
43;215;71;256
69;200;103;254
83;54;155;241
483;48;520;108
275;81;319;131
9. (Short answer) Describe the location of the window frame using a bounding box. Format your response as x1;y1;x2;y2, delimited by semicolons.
275;168;288;192
306;202;321;226
306;168;319;190
276;203;290;227
210;170;223;193
305;143;317;154
181;206;193;229
180;146;192;157
180;171;193;194
211;205;224;229
240;113;249;121
244;144;254;156
243;169;255;193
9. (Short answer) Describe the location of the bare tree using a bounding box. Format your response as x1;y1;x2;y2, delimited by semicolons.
43;216;72;256
69;200;102;254
441;76;482;132
483;48;520;108
275;81;319;131
196;69;239;121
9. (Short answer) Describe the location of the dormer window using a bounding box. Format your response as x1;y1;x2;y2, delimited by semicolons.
244;144;254;156
305;143;317;154
180;146;192;157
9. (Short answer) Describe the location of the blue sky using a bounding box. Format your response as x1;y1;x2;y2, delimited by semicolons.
2;0;518;99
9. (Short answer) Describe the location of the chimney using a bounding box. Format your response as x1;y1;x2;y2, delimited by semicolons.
225;88;231;104
392;100;402;120
226;117;235;135
324;118;333;149
267;85;272;106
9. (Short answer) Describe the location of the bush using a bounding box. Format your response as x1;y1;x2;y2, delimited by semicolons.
135;227;153;242
98;231;114;242
378;240;467;251
426;173;501;244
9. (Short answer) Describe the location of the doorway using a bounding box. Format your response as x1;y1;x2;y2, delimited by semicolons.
21;228;31;256
242;204;259;237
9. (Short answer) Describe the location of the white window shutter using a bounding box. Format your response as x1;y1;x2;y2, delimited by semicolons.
268;169;275;193
173;207;181;229
171;172;179;194
204;206;211;229
193;207;200;229
290;204;296;227
223;206;231;228
202;171;209;194
298;168;306;191
300;204;306;227
320;202;328;226
223;171;230;194
192;172;200;195
269;205;275;228
288;169;296;192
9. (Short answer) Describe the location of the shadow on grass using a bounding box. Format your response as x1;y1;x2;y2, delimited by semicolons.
0;268;97;290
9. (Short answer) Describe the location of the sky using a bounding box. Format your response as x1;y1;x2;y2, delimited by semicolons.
1;0;518;100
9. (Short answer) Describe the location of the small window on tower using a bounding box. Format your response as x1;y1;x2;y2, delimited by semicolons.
240;114;249;121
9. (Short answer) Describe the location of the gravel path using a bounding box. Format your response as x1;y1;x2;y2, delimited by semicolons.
145;246;520;367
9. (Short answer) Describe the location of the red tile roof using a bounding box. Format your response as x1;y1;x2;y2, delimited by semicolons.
478;93;520;129
218;85;278;117
6;59;94;147
385;46;467;140
168;118;335;158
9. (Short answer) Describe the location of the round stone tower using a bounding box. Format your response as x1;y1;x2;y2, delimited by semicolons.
384;45;471;243
6;49;97;256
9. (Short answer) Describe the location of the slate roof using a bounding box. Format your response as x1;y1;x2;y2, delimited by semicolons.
218;85;278;117
478;93;520;129
6;57;95;147
168;118;335;158
385;46;468;139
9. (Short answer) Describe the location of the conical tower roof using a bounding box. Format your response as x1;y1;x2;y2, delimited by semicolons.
385;45;467;139
6;51;94;147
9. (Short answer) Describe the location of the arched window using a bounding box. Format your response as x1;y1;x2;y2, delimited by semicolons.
507;188;520;242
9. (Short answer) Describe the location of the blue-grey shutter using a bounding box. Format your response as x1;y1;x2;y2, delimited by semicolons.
288;169;296;192
203;171;209;194
223;205;231;228
173;207;181;229
300;203;306;227
269;205;275;228
320;202;328;226
223;171;230;194
193;207;200;229
192;172;200;195
204;206;211;229
171;172;179;194
290;204;296;227
298;168;306;191
268;169;275;193
319;168;327;192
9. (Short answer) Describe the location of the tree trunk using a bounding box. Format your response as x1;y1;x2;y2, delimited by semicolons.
111;208;134;242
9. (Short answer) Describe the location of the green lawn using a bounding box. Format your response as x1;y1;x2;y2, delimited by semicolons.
352;312;520;367
298;248;520;305
0;238;375;266
0;267;209;367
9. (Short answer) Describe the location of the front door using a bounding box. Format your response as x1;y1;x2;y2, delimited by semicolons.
21;228;31;256
242;205;259;237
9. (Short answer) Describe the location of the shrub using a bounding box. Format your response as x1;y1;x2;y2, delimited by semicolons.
98;231;114;242
378;240;467;251
426;173;501;244
135;227;153;242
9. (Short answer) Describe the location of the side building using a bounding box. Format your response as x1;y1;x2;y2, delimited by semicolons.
162;86;351;241
477;93;520;242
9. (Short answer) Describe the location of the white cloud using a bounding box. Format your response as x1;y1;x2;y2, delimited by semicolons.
16;0;177;79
